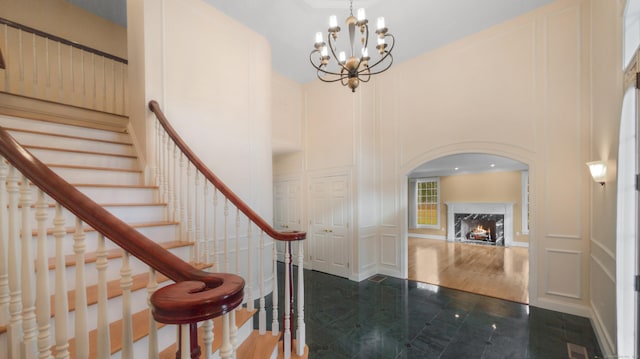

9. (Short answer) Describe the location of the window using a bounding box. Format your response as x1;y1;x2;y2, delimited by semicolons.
415;178;440;228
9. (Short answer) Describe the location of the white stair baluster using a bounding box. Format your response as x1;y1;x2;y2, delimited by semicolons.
147;268;159;359
179;153;186;240
195;172;202;263
20;174;37;358
246;221;253;311
258;231;266;334
53;204;70;359
187;162;194;262
95;233;110;359
219;313;232;359
203;180;209;266
120;251;133;359
179;324;189;359
296;242;306;356
7;166;23;359
271;239;279;336
154;119;160;192
284;243;291;359
166;133;174;221
211;188;218;270
202;319;213;359
73;218;88;358
163;130;170;218
224;199;229;273
35;190;53;359
0;159;9;327
172;143;180;223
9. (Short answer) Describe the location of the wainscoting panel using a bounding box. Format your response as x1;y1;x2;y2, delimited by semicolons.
542;4;584;239
545;248;582;299
380;233;398;267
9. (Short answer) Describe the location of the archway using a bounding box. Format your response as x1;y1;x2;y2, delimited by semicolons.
402;151;532;303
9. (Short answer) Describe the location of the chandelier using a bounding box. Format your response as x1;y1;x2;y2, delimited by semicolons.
309;0;395;92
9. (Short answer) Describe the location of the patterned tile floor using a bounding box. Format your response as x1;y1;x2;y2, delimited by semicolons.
256;265;602;359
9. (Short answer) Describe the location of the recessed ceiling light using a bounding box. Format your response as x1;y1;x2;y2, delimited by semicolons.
490;164;496;168
454;167;459;171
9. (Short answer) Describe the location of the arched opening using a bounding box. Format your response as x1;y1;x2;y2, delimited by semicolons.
405;153;530;303
616;87;638;357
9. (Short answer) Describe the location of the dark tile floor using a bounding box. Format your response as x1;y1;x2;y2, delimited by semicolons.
255;265;602;359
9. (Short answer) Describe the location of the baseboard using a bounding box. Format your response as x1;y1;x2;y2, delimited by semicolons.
590;301;616;358
408;233;447;241
509;241;529;248
532;297;592;318
354;266;378;282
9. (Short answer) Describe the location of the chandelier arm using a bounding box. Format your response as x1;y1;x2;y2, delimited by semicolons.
309;50;349;78
357;69;372;83
363;34;395;73
362;53;393;76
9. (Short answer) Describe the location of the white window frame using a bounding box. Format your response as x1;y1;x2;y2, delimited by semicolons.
521;171;529;235
415;177;440;229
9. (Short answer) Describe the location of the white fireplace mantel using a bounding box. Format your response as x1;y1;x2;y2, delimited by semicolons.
445;202;515;246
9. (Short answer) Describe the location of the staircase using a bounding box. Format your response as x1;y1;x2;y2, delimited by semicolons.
0;109;307;358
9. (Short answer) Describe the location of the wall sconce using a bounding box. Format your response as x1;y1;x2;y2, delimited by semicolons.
586;161;607;186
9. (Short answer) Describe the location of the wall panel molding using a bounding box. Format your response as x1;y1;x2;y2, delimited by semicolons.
545;248;582;299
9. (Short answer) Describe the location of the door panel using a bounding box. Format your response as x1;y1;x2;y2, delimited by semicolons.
309;174;350;278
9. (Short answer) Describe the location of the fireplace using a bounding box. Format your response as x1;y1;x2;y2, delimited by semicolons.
455;213;504;245
446;202;514;246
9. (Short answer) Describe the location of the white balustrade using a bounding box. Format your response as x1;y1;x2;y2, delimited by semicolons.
20;175;37;358
283;244;291;359
120;251;133;359
0;160;8;327
96;233;110;359
219;314;232;359
7;166;23;359
73;218;89;358
53;204;70;359
272;242;279;337
297;243;306;356
35;190;53;359
147;268;159;359
246;222;253;311
258;231;266;334
202;319;213;359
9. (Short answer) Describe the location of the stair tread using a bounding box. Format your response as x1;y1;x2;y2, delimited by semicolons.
47;163;142;173
51;262;212;317
23;144;138;159
159;308;256;359
237;330;282;359
5;127;133;146
46;240;193;270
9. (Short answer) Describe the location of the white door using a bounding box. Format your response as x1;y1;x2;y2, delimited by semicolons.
273;178;302;260
309;174;350;278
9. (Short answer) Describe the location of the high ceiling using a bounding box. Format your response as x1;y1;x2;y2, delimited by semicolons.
69;0;555;83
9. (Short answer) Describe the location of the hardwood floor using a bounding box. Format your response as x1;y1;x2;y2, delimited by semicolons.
408;237;529;303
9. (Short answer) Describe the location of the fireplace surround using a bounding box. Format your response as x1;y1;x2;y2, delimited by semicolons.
446;202;514;246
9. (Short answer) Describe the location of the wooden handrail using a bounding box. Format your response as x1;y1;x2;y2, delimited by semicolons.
0;17;127;64
148;100;306;242
0;125;243;322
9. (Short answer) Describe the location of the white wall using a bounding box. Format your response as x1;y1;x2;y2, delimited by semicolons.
128;0;273;219
275;0;596;317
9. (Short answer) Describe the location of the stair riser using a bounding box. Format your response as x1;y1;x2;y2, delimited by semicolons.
27;148;139;171
50;167;143;186
0;115;130;143
45;245;191;292
20;205;166;230
6;131;135;156
35;224;180;262
76;186;158;204
60;280;173;341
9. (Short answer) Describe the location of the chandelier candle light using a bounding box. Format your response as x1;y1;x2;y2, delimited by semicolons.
310;0;395;92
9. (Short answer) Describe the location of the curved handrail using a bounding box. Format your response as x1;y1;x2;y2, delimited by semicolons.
148;100;306;242
0;125;243;322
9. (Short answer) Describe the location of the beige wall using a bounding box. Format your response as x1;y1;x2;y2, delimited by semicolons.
409;171;529;244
